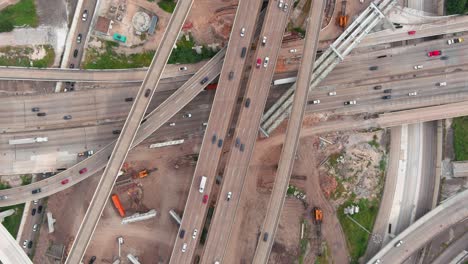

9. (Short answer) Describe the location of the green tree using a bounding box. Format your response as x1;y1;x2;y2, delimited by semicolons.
446;0;468;14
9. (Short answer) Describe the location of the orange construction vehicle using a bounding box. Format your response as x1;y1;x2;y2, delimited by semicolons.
312;207;323;225
111;194;126;217
337;1;349;29
132;169;148;179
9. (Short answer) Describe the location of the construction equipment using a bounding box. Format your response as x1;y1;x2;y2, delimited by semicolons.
132;169;148;179
312;207;323;225
337;1;348;29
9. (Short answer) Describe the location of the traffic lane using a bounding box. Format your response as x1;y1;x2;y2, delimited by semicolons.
169;0;263;261
371;190;468;263
0;51;225;206
68;0;98;68
200;0;293;260
20;199;44;255
432;231;468;264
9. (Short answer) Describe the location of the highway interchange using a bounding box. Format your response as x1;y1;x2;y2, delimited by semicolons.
0;0;468;263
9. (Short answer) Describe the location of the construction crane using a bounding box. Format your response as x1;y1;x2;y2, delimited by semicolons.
337;1;348;29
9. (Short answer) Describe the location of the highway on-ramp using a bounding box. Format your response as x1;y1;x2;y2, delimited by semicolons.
0;224;32;264
368;189;468;264
65;1;196;262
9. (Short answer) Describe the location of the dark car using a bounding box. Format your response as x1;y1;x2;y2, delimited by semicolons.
263;232;269;241
31;208;36;216
245;98;251;108
112;130;121;135
440;56;449;60
373;85;382;90
125;97;133;102
235;138;240;148
144;89;151;97
179;229;185;239
63;115;72;120
241;47;246;58
31;107;40;112
240;144;245;152
382;95;392;100
37;112;46;117
200;77;209;85
89;256;96;264
69;63;75;69
32;188;41;194
383;89;392;93
377;55;387;59
369;66;379;71
28;241;33;249
211;134;217;144
38;205;43;214
73;49;78;58
228;71;234;80
217;139;223;148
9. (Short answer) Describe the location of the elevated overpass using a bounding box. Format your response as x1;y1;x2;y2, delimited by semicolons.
368;189;468;264
65;0;199;261
0;224;32;264
168;0;264;262
251;0;325;262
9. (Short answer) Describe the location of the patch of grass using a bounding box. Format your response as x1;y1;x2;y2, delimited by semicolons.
20;174;32;185
379;157;387;172
158;0;176;13
168;35;217;64
315;242;330;264
452;116;468;161
0;45;55;67
0;0;38;32
1;204;25;237
298;219;309;264
368;135;380;148
337;198;380;263
84;36;216;69
292;27;306;38
330;177;346;200
0;181;10;190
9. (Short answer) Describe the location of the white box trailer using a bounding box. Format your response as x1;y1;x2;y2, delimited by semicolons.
199;176;207;193
272;77;297;86
9;137;48;145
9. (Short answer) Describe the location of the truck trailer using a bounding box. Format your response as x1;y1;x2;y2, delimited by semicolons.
272;77;297;86
111;194;126;217
9;137;48;145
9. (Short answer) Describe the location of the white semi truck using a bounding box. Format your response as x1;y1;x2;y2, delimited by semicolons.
8;137;48;145
272;77;297;86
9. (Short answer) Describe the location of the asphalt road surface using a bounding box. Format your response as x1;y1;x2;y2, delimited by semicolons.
65;0;196;262
251;1;324;262
200;0;296;262
168;0;264;262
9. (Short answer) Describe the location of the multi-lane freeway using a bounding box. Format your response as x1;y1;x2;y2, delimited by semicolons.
169;0;264;262
251;1;324;262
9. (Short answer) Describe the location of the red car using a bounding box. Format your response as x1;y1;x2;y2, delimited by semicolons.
61;179;69;185
202;194;208;204
427;50;441;57
407;30;416;35
79;168;88;174
256;58;261;68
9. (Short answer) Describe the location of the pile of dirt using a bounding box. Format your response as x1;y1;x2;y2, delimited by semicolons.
209;9;236;42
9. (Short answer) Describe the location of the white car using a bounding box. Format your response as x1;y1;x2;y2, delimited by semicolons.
22;240;28;248
394;240;404;247
81;10;88;21
328;91;337;96
413;65;423;70
182;243;187;252
192;229;198;239
183;113;192;118
283;3;288;11
289;49;297;53
169;122;176;126
263;57;269;68
32;224;38;232
408;91;417;96
227;192;232;201
240;27;245;37
262;36;267;46
438;82;447;86
179;66;187;71
33;200;38;205
278;0;283;8
311;99;320;104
